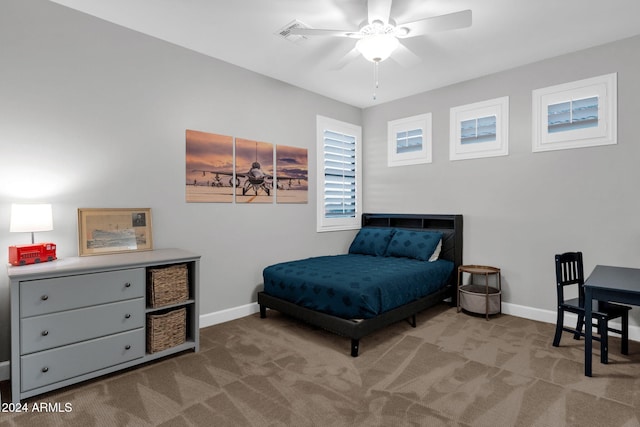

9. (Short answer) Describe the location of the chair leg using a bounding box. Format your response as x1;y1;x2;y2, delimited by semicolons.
622;312;629;355
574;314;585;340
553;309;564;347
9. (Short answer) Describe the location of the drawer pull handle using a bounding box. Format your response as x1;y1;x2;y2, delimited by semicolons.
125;314;131;319
125;345;131;350
124;282;131;288
41;330;49;336
41;295;49;301
41;367;49;373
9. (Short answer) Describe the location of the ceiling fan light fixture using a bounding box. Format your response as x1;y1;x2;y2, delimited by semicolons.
356;33;399;62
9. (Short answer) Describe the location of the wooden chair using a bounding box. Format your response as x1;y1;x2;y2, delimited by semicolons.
553;251;630;363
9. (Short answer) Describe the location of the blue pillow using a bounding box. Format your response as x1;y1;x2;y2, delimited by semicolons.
385;229;443;261
348;227;396;256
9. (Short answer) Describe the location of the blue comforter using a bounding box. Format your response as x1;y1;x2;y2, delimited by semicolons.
262;254;454;319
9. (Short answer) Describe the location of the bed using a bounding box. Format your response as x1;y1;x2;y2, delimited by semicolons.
258;213;463;356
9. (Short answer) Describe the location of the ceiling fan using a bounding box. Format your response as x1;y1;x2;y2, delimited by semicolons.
288;0;472;99
290;0;471;64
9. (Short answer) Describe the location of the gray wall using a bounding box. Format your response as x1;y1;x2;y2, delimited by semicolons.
0;0;361;363
362;35;640;320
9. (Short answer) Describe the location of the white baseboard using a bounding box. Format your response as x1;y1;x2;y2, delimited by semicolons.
199;302;260;328
502;301;640;342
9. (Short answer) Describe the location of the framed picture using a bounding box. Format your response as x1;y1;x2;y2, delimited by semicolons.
276;144;308;204
78;208;153;256
387;113;432;167
450;96;509;161
235;138;274;204
185;129;234;203
532;73;617;152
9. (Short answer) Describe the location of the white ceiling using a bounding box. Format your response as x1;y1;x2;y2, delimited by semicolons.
49;0;640;108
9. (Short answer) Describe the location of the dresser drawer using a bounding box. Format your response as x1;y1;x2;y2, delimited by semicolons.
21;298;145;354
20;328;144;392
20;268;145;317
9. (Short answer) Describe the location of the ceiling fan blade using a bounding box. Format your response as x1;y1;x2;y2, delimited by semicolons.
367;0;393;25
397;9;472;38
330;47;362;70
288;28;359;38
390;43;421;68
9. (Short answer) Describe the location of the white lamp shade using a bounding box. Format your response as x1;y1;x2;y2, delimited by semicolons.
356;34;400;62
10;203;53;233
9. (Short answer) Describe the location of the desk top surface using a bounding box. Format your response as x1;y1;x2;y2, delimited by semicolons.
585;264;640;294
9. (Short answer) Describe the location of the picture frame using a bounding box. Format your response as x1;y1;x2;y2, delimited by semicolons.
387;113;432;167
532;73;617;153
276;144;308;204
185;130;234;203
449;96;509;161
235;138;274;203
78;208;153;256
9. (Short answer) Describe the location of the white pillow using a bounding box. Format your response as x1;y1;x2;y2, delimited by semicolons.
428;239;442;262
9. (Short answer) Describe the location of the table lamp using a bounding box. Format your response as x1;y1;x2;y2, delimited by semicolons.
8;203;57;266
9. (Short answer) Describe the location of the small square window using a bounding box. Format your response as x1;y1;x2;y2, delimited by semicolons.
547;96;598;134
533;73;616;152
460;116;497;144
450;96;509;161
387;113;432;167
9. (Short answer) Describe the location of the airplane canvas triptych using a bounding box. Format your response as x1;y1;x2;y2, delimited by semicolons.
185;129;308;204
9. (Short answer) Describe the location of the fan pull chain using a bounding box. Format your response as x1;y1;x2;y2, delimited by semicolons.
372;60;380;101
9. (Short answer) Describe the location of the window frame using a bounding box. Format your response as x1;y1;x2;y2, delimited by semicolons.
532;73;617;152
449;96;509;161
387;113;432;167
316;115;362;233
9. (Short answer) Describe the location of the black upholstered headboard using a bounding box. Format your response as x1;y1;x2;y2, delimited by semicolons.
361;213;463;271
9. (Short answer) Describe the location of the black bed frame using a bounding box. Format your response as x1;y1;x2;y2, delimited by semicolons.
257;213;463;357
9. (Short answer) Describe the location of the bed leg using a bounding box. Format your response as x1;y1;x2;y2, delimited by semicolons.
351;339;359;357
405;315;416;328
259;305;266;318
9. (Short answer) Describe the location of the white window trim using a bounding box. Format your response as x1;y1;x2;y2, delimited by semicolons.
387;113;432;167
532;73;617;152
316;115;362;233
449;96;509;161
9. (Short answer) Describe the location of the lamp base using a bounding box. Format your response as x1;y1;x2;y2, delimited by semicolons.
9;243;57;266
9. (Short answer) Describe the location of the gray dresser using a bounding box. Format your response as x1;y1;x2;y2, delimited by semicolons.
8;248;200;403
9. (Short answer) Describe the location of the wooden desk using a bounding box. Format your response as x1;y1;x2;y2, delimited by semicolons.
584;265;640;376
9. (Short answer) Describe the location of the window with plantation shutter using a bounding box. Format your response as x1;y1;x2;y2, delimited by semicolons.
324;130;356;218
316;116;362;232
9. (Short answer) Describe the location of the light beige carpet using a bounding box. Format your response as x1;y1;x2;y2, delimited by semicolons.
2;304;640;427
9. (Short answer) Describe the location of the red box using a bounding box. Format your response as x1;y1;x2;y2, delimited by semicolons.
8;243;57;266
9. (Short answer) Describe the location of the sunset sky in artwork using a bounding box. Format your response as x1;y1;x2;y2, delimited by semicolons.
185;130;233;181
235;138;273;175
276;145;308;180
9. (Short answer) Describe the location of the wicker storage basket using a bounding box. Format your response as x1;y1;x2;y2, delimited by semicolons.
148;263;189;308
146;307;186;353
